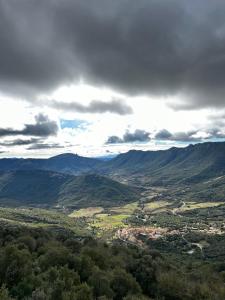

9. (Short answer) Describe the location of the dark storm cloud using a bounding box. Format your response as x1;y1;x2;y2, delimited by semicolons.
51;99;133;115
106;129;150;144
0;114;58;137
1;0;225;109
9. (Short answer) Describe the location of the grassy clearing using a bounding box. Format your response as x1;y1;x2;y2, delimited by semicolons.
69;207;104;218
110;202;139;214
81;201;140;237
92;213;129;229
180;201;222;211
144;200;171;212
0;207;89;236
91;202;139;231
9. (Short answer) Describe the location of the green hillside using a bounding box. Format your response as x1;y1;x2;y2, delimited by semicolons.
0;171;140;208
101;142;225;185
59;174;140;208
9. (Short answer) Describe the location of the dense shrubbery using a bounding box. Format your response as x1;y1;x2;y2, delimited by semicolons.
0;224;225;299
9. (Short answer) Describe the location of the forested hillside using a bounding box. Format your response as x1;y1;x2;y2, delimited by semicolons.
101;142;225;184
0;171;139;208
0;224;224;300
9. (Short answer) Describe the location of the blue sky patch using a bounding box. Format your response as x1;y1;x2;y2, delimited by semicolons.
60;119;89;129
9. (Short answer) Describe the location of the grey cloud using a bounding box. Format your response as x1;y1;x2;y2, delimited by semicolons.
173;131;200;142
167;101;199;111
106;136;123;144
1;1;225;109
154;128;225;142
51;99;133;115
123;130;150;143
0;136;64;150
207;113;225;128
154;129;200;142
0;114;58;137
106;129;150;144
206;128;225;139
155;129;172;140
0;138;40;147
27;143;64;150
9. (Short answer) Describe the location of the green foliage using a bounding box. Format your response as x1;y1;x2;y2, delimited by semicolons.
130;255;157;296
75;283;93;300
88;269;113;298
0;285;13;300
0;224;224;299
111;268;141;300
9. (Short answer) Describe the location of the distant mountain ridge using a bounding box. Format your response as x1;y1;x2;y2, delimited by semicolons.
0;153;102;174
1;141;225;187
101;142;225;185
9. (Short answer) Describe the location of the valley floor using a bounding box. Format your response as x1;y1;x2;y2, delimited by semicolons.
67;187;225;261
1;185;225;262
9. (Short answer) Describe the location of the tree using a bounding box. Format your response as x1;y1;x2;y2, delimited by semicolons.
0;285;14;300
17;236;36;252
38;244;70;270
88;269;113;298
31;289;49;300
75;283;93;300
131;255;157;296
79;255;95;281
111;269;141;300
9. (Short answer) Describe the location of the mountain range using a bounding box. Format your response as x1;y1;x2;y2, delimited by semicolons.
0;141;225;207
0;153;101;174
101;142;225;184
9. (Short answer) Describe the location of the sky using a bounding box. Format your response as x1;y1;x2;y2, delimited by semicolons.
0;0;225;157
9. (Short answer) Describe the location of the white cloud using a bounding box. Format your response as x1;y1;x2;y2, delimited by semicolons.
0;83;225;157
